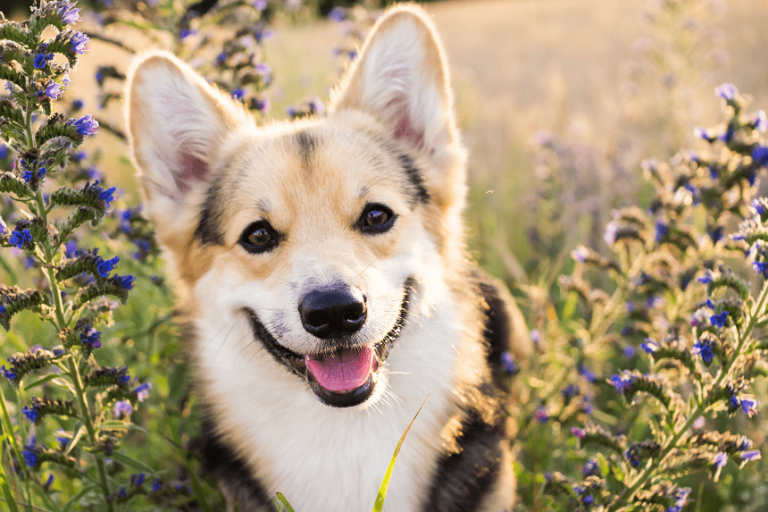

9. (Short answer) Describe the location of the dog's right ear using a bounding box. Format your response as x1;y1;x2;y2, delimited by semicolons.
125;51;251;247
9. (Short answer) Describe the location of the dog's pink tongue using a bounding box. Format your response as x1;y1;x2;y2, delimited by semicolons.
306;347;374;393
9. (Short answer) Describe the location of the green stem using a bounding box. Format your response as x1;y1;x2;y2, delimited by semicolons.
24;98;34;149
31;187;113;510
606;279;768;511
66;357;114;512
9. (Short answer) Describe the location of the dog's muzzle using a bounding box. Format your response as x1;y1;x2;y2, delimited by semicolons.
246;278;414;408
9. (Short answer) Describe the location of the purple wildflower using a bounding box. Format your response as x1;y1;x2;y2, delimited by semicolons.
610;372;636;392
33;53;47;69
114;400;133;417
232;89;246;100
56;1;81;24
329;6;346;22
571;427;585;438
179;28;198;40
132;472;146;487
694;126;710;140
714;452;727;468
572;245;589;262
115;275;136;290
753;145;768;167
640;339;658;354
692;338;714;364
22;405;38;422
710;311;729;328
715;83;737;100
755;110;767;132
96;256;119;277
22;436;37;467
80;327;102;349
500;352;517;375
68;114;99;136
741;450;761;462
579;364;597;383
56;430;69;450
8;227;32;248
253;97;270;112
44;81;62;100
68;31;89;54
741;398;758;417
533;408;549;423
133;382;152;402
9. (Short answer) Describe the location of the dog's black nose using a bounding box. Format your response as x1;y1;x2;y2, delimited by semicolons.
299;286;367;338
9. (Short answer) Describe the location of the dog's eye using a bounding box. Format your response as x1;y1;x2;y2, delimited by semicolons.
357;203;396;234
239;221;279;254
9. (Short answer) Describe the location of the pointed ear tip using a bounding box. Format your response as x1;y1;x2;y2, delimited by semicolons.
374;4;437;34
127;50;184;83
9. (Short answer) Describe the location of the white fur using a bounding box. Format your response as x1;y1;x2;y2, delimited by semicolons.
195;224;463;511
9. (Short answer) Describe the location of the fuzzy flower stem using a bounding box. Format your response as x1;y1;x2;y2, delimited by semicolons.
24;97;35;148
67;355;114;512
34;190;67;329
607;279;768;511
32;165;114;510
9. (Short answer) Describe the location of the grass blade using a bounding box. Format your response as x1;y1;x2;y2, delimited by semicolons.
372;395;429;512
274;492;296;512
0;460;20;512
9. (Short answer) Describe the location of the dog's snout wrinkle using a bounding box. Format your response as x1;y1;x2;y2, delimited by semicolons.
298;286;367;339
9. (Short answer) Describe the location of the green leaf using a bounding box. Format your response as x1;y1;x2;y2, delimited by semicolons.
108;451;158;476
65;424;85;455
597;452;610;476
372;395;429;512
0;386;23;468
60;483;100;512
274;492;296;512
0;460;20;512
23;373;62;390
0;173;33;199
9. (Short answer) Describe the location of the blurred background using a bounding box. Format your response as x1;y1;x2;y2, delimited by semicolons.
4;0;768;281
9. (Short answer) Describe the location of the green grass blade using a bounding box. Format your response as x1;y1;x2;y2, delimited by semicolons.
0;386;23;474
0;459;20;512
372;395;429;512
274;492;296;512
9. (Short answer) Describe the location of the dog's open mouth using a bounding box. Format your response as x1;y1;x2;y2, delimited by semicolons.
246;278;413;408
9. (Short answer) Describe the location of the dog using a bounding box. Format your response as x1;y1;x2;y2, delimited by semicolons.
125;4;530;511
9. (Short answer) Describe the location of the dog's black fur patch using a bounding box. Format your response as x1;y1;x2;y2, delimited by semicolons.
296;131;316;170
422;383;505;512
199;418;274;510
475;273;514;386
421;271;516;511
193;176;225;246
398;152;430;204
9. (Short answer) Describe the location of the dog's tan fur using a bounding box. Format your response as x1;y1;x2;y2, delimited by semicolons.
126;5;529;511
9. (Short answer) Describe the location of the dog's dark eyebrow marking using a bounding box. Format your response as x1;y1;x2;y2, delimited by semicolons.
398;153;430;204
295;131;316;170
193;175;226;246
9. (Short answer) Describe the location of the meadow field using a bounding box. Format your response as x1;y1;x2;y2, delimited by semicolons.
3;0;768;510
78;0;768;276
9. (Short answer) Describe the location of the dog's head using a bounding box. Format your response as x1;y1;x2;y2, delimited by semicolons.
126;6;468;408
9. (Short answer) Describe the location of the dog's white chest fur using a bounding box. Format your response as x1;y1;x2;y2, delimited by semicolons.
195;273;462;512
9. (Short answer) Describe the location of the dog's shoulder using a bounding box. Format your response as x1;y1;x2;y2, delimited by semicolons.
421;268;528;512
198;418;274;512
471;268;531;385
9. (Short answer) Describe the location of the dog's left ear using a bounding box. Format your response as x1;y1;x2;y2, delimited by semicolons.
330;5;466;209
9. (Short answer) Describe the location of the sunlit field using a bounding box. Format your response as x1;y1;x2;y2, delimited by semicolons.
3;0;768;510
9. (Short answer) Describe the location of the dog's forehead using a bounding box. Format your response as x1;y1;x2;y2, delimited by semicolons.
217;119;421;225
